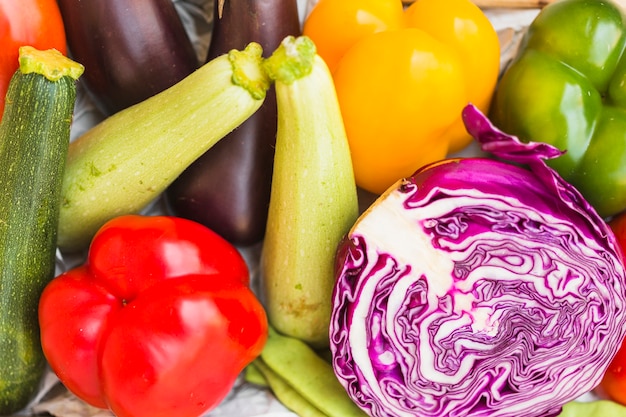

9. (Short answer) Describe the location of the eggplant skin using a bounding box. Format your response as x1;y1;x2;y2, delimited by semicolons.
57;0;198;115
165;0;301;246
165;95;278;246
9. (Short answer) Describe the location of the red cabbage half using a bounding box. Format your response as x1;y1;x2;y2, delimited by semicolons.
329;105;626;417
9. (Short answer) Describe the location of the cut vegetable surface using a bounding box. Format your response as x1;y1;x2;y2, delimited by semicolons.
57;42;270;253
0;46;83;414
330;105;626;417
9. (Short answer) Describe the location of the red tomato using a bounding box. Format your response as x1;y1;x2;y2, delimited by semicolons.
598;213;626;404
0;0;66;117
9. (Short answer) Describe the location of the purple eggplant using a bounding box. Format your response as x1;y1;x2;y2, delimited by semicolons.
56;0;199;115
164;0;301;246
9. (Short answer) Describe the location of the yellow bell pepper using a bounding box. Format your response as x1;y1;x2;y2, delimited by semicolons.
303;0;500;194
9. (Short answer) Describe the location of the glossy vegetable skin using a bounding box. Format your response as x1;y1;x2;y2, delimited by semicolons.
302;0;404;74
39;215;268;417
491;0;626;218
56;0;198;115
598;212;626;405
303;0;500;195
0;0;66;118
0;47;82;414
599;337;626;406
165;0;301;246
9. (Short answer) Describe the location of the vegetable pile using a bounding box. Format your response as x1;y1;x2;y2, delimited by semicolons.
329;105;626;417
3;0;626;416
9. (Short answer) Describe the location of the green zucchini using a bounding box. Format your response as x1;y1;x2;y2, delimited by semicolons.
57;42;270;252
0;46;83;413
260;36;359;348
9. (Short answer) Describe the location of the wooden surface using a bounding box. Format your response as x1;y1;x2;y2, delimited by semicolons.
471;0;555;7
401;0;555;7
401;0;626;9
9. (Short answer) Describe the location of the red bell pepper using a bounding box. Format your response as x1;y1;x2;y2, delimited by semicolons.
39;215;268;417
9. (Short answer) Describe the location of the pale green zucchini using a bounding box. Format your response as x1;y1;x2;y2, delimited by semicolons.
57;42;270;252
260;36;359;348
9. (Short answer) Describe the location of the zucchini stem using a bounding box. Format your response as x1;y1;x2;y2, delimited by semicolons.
18;46;84;82
263;36;316;84
229;43;271;100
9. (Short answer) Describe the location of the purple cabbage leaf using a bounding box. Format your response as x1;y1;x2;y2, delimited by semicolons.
329;104;626;417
